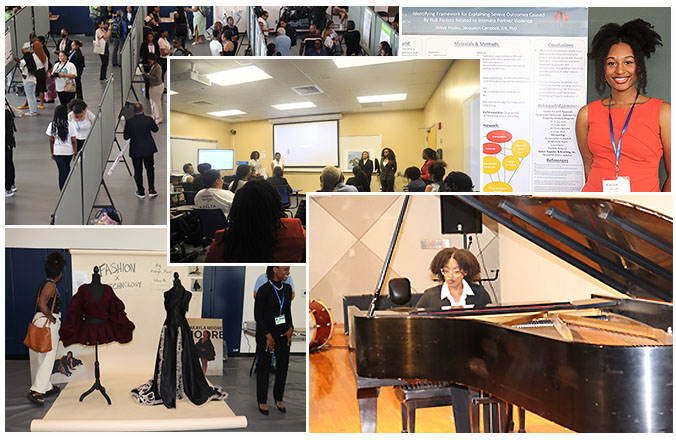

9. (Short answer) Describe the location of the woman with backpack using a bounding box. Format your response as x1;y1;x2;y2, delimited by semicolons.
109;10;125;66
186;6;209;45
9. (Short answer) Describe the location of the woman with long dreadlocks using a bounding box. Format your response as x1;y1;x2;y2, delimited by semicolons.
576;19;670;192
205;179;305;263
46;105;77;191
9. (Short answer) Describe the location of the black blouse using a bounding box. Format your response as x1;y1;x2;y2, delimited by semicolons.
255;280;293;338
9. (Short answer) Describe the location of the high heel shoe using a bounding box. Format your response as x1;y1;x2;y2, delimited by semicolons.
258;404;269;415
276;402;286;413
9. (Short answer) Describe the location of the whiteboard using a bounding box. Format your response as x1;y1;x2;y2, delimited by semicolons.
340;135;382;172
170;136;220;173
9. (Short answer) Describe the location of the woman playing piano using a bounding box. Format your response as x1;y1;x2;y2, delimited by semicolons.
415;247;492;432
416;247;491;310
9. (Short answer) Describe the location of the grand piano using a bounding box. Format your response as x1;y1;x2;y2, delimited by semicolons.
352;195;673;433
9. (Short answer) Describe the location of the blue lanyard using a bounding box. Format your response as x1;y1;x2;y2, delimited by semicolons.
608;90;639;177
269;280;284;314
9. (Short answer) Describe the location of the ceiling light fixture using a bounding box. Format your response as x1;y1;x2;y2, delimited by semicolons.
332;58;410;69
356;93;407;103
271;102;317;110
207;110;246;117
206;65;272;86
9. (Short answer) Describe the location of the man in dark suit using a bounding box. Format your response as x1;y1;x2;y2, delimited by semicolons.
68;40;85;100
123;102;159;199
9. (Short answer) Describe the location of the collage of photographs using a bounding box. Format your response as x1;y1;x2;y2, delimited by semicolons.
2;2;672;435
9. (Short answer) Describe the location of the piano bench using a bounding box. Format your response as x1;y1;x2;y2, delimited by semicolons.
470;391;526;433
394;381;455;433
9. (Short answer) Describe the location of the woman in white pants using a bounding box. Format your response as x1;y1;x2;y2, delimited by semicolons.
143;55;164;124
27;252;67;405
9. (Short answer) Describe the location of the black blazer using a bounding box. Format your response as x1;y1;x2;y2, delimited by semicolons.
415;283;492;310
123;114;158;158
139;41;160;66
56;37;73;56
359;158;373;176
69;49;85;76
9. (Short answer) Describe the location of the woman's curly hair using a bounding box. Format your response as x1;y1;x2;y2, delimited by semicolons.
589;19;662;96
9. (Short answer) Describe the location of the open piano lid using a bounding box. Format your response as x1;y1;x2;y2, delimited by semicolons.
453;195;673;303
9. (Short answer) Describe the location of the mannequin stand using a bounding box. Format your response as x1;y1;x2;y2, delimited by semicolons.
79;344;111;405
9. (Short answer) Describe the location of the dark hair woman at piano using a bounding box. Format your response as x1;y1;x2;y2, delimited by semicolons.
416;247;491;309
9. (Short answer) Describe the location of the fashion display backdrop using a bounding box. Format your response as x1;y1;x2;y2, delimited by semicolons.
67;250;194;373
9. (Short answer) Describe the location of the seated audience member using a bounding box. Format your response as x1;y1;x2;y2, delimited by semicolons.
192;163;212;191
425;160;447;192
345;166;369;191
228;164;252;193
379;41;392;56
321;28;334;55
300;24;321;55
267;166;291;193
205;179;306;263
274;28;291;56
306;39;327;56
194;169;234;216
444;171;475;192
404;166;427;192
181;163;195;183
319;166;358;192
266;42;278;56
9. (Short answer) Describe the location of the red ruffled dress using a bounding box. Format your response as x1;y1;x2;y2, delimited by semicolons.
59;284;135;346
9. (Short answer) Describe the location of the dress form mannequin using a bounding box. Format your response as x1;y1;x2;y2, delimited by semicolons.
80;266;112;405
87;267;104;304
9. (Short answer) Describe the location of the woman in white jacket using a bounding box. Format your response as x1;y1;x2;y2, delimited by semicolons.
50;51;77;106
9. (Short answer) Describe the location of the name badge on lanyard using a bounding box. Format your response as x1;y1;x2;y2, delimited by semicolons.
604;90;639;193
270;280;286;326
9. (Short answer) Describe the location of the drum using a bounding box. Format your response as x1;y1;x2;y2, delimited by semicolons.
309;299;334;351
308;310;317;345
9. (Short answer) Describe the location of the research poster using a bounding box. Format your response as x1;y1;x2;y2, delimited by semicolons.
402;7;588;192
5;25;13;67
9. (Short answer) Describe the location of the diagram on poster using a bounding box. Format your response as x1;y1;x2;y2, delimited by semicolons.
482;130;531;192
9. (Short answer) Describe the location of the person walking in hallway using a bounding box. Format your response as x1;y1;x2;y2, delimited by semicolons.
123;102;159;199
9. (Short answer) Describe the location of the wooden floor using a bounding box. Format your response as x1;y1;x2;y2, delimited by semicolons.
309;325;572;433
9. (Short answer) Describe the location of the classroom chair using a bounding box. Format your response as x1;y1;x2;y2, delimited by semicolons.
195;209;227;241
183;191;197;205
276;185;297;217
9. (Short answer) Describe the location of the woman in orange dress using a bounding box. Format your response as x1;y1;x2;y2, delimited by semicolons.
576;19;670;192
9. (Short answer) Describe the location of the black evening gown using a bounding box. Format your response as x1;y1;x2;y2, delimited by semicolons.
131;281;227;408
